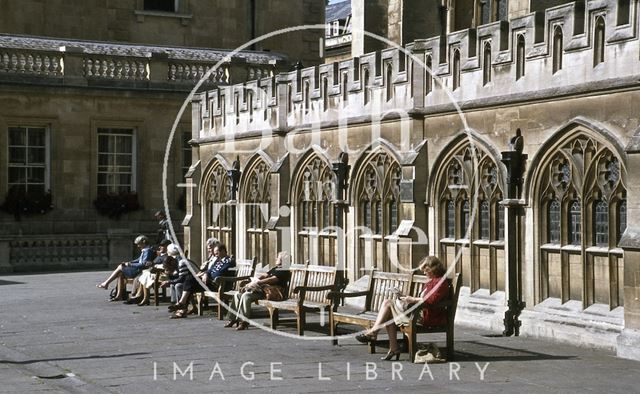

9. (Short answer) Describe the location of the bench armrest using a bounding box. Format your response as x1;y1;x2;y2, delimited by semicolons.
293;284;335;297
327;290;368;301
213;275;252;286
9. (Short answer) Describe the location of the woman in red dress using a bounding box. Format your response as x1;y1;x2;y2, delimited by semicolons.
355;256;451;361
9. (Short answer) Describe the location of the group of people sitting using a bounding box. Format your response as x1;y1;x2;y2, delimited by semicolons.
96;233;450;361
96;235;238;318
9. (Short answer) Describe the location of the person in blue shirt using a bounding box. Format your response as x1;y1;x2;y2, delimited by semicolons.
163;243;235;318
196;243;235;289
96;235;154;301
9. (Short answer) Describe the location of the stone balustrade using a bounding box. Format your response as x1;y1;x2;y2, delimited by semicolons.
0;34;288;89
0;49;63;76
8;237;109;267
84;56;149;80
168;61;230;84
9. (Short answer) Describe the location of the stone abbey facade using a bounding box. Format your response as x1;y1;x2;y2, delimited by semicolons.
187;0;640;360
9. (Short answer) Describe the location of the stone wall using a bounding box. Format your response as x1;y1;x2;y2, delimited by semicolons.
0;0;323;66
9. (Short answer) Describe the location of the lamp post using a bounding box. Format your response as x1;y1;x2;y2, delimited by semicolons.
227;156;241;254
501;129;527;336
332;152;351;292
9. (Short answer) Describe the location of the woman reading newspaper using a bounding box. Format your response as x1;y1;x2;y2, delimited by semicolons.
354;256;451;361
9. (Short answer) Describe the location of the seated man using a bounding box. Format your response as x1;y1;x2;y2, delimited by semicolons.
224;251;290;331
163;243;234;318
196;243;235;289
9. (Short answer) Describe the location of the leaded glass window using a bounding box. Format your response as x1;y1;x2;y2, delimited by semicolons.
363;201;371;229
389;199;398;234
375;201;383;234
569;200;581;245
447;200;455;238
548;200;561;243
594;200;609;246
497;202;505;240
480;201;490;239
461;200;470;238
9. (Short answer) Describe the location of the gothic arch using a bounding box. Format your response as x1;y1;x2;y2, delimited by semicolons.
199;154;232;203
200;155;234;249
351;145;403;273
349;138;403;203
529;119;627;308
290;148;336;265
289;147;334;204
240;152;274;265
525;117;627;203
429;130;506;293
428;130;505;206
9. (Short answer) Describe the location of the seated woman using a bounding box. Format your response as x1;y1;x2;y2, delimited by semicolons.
354;256;450;361
96;235;155;301
224;251;291;331
126;239;172;306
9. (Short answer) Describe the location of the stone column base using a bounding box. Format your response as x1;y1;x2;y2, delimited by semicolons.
617;329;640;361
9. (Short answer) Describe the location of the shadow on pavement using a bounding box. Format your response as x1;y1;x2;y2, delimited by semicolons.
0;279;25;286
455;341;577;362
0;352;150;365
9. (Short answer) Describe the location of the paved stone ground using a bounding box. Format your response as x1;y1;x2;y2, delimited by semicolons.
1;271;639;393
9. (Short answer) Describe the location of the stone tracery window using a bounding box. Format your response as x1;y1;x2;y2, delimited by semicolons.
356;151;401;273
436;142;505;293
242;159;271;265
294;156;336;265
537;132;626;308
203;161;232;249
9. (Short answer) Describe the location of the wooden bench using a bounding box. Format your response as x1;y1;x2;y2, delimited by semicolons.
258;264;339;336
200;258;257;318
328;270;413;353
258;263;308;332
399;273;462;361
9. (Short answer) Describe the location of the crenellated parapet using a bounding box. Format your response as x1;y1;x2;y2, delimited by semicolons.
196;0;640;140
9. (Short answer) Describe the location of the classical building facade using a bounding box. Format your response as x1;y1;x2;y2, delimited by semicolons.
0;0;324;272
187;0;640;360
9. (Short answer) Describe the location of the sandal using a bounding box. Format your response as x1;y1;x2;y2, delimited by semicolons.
224;320;239;328
170;310;187;319
355;333;376;344
96;283;108;290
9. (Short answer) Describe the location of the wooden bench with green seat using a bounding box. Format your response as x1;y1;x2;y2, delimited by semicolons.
258;264;339;335
328;270;413;353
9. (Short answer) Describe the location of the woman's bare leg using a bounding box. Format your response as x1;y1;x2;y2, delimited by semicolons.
115;276;127;300
368;299;392;337
97;265;123;289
